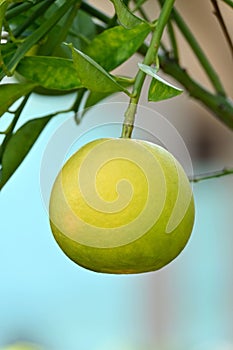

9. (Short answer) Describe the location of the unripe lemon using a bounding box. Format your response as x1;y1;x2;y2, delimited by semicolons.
49;138;195;274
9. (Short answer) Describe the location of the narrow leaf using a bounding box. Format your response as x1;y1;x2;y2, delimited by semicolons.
0;0;11;76
66;9;96;51
0;0;77;80
0;115;52;189
85;91;112;110
82;76;133;116
111;0;144;28
85;22;150;71
139;63;183;102
0;1;10;25
0;82;36;117
71;46;128;94
16;56;83;91
1;42;17;66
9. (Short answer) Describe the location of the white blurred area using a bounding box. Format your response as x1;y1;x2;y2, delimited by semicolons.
0;1;233;350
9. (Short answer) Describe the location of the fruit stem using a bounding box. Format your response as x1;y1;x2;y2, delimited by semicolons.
121;0;175;138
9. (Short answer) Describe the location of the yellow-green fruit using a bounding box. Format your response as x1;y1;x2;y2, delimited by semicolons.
49;138;195;274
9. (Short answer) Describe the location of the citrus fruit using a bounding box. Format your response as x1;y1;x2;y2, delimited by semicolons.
49;138;195;274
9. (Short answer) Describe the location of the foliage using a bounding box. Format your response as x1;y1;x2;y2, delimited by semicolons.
0;0;232;189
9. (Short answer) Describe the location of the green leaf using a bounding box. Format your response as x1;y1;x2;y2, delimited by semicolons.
85;22;150;71
71;46;129;94
0;0;77;80
80;90;112;118
0;83;36;117
0;115;52;189
1;42;17;65
111;0;144;28
85;91;112;110
67;9;96;51
16;56;83;91
138;63;183;102
0;0;11;75
81;75;133;116
0;1;9;25
37;3;81;57
148;77;183;102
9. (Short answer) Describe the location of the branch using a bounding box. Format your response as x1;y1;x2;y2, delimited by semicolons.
157;0;226;96
80;2;111;24
189;167;233;182
159;52;233;129
211;0;233;57
167;20;179;61
138;42;233;129
171;6;227;96
0;94;30;161
132;0;150;21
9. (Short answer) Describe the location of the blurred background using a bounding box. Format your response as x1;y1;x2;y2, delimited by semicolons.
0;0;233;349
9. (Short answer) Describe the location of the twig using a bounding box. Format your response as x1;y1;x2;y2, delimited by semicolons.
80;2;111;24
138;43;233;129
157;0;226;96
132;0;150;22
171;6;227;96
0;94;31;161
159;51;233;129
189;167;233;182
211;0;233;57
167;21;179;61
157;0;179;62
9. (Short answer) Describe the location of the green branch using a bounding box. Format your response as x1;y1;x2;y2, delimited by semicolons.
80;2;111;24
121;0;175;138
0;94;30;161
189;167;233;182
159;52;233;129
167;20;179;61
132;0;150;22
170;6;226;96
211;0;233;57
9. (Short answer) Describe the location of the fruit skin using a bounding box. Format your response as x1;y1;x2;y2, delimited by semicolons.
49;138;195;274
